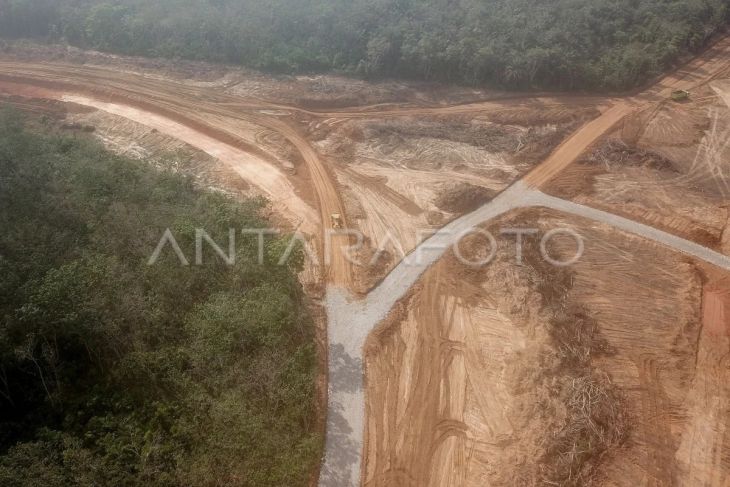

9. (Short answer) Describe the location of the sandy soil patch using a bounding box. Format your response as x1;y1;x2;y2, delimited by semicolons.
61;94;319;234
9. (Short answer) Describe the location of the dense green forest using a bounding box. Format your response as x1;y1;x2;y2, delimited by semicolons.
0;108;320;486
0;0;728;90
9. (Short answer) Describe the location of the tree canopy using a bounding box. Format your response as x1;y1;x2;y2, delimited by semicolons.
0;0;728;90
0;108;320;486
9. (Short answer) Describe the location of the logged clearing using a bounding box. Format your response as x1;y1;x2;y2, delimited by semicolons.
547;76;730;255
0;56;600;291
315;113;593;290
2;34;730;487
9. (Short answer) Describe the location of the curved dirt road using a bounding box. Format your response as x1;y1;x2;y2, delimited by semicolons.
2;34;730;486
0;67;354;286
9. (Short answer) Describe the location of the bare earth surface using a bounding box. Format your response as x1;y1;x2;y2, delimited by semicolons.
1;34;729;487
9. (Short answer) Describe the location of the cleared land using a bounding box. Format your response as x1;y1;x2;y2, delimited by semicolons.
1;34;729;487
364;209;730;485
546;38;730;258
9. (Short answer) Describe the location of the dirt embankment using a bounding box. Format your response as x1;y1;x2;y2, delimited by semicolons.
434;182;498;214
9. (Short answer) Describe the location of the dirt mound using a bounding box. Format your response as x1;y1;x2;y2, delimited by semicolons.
585;138;677;172
364;117;520;151
434;182;497;214
487;105;600;126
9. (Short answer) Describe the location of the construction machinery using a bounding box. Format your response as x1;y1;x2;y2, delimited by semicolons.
670;90;690;102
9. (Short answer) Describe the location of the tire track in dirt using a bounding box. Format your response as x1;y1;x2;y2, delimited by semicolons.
3;35;730;485
636;356;677;486
360;265;479;487
341;167;423;217
675;277;730;486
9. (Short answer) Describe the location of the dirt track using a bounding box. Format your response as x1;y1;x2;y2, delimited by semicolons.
0;64;356;286
523;102;631;187
1;34;730;487
0;59;613;289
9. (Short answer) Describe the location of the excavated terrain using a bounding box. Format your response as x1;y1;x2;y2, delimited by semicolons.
313;110;597;291
2;34;730;487
547;48;730;257
363;208;728;486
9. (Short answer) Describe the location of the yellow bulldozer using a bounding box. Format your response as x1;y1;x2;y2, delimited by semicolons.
670;90;690;102
330;213;343;229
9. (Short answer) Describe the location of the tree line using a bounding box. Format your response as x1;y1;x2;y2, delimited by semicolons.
0;0;728;90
